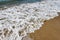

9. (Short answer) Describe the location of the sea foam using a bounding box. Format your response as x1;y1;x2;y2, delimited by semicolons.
0;0;60;40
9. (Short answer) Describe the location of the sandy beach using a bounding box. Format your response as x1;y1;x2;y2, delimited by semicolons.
29;14;60;40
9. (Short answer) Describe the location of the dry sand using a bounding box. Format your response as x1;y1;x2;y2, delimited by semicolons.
29;14;60;40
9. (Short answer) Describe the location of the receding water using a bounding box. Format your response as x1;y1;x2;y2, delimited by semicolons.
0;0;59;40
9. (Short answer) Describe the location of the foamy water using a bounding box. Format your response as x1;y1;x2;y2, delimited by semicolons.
0;0;60;40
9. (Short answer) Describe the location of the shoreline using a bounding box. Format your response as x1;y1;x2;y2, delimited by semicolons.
29;14;60;40
0;0;60;40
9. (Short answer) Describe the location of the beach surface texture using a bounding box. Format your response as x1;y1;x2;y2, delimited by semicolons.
0;0;60;40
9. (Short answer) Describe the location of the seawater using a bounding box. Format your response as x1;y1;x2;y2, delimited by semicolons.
0;0;60;40
0;0;41;4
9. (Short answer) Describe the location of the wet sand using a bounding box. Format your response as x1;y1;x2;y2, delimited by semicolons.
29;15;60;40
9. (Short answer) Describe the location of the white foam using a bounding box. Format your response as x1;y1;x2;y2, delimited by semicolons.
0;0;60;40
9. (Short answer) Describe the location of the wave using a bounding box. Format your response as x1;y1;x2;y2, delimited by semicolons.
0;0;60;40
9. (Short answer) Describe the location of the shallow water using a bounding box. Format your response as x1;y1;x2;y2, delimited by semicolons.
0;0;60;40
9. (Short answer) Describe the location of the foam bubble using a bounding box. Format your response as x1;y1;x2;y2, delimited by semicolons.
0;0;60;40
